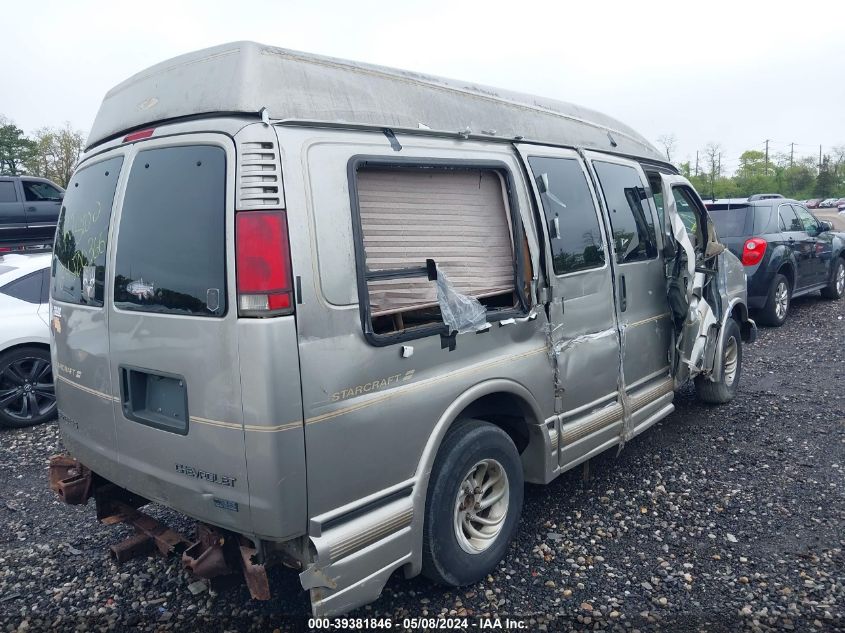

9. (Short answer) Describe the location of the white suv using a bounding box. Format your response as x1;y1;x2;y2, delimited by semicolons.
0;253;55;427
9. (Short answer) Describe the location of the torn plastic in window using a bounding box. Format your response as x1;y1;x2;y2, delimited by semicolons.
435;268;488;333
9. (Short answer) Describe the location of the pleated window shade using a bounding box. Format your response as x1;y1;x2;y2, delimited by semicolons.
357;168;515;317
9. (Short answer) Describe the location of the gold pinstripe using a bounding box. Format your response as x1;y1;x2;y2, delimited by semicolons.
57;377;301;433
627;312;671;329
56;376;118;402
305;345;548;426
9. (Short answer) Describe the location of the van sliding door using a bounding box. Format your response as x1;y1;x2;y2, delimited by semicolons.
585;152;674;440
516;145;622;470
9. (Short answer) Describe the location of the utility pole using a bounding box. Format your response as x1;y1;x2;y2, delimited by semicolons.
790;142;794;168
717;152;721;177
695;151;699;177
819;145;823;169
764;139;769;173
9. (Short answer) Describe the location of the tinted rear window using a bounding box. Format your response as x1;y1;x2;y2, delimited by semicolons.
52;156;124;306
0;181;17;203
708;207;749;237
113;145;226;317
1;269;45;304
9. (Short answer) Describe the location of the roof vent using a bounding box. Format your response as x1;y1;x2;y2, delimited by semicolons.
236;126;284;209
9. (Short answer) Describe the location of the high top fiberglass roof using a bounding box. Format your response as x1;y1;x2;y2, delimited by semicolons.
88;41;664;162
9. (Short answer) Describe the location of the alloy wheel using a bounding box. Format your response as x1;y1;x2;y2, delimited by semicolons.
722;336;739;385
774;281;789;320
453;458;510;554
0;357;56;422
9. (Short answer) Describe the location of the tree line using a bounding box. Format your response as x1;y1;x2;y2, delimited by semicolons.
0;115;85;188
657;134;845;201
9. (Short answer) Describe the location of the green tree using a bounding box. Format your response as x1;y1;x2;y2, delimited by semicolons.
815;156;836;197
0;116;35;175
24;123;86;187
24;128;55;178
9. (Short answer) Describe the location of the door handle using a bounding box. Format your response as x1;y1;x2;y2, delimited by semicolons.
619;274;627;312
26;206;36;212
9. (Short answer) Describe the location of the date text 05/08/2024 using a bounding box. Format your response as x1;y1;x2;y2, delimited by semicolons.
307;617;528;630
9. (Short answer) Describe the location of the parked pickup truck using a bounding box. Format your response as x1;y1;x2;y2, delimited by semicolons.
0;176;64;245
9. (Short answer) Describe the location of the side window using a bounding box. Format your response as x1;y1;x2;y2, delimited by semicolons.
593;161;657;264
351;163;523;338
793;205;819;235
39;268;49;303
1;270;42;304
672;187;702;248
113;145;227;317
52;156;124;306
22;181;63;202
0;181;18;203
778;204;800;232
646;173;665;230
528;156;605;275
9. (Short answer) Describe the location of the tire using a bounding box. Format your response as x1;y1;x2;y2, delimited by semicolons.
695;318;742;404
0;346;57;428
820;258;845;300
422;419;524;586
757;273;790;327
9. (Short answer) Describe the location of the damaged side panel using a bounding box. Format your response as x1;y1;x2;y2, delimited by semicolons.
660;173;724;386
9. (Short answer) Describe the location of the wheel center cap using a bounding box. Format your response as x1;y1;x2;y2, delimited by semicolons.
23;384;32;392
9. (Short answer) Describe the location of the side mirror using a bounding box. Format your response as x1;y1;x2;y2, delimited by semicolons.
820;221;833;232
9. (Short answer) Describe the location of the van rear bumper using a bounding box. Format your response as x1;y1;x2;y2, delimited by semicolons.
48;454;272;600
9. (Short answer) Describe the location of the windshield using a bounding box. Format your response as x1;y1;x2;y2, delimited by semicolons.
51;156;124;306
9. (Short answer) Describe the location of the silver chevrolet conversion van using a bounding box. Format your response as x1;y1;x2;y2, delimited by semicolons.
48;42;756;616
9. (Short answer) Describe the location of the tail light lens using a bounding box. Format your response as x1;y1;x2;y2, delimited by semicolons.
742;237;767;266
236;210;293;316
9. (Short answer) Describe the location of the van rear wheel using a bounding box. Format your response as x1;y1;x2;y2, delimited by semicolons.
422;419;523;586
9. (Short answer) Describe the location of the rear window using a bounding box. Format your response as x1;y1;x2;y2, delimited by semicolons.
112;145;226;317
1;269;47;304
708;207;749;237
0;181;17;203
52;156;124;306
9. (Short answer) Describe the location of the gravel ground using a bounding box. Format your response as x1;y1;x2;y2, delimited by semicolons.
1;293;843;632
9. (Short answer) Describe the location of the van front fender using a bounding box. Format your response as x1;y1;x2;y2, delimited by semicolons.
709;298;756;381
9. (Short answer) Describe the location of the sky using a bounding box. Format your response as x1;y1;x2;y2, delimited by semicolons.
2;0;843;174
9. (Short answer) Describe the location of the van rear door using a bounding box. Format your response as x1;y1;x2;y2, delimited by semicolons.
51;154;125;475
106;135;251;533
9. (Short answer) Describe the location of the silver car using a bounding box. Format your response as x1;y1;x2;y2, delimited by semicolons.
48;42;756;616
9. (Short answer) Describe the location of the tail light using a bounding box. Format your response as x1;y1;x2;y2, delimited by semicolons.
742;237;767;266
235;210;293;317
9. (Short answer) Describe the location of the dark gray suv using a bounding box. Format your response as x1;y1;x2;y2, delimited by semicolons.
707;196;845;326
0;176;64;245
